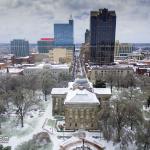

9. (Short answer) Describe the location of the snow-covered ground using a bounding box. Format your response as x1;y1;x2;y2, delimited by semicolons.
1;90;138;150
1;93;52;150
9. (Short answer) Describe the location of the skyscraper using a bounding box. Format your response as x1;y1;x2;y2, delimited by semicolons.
85;29;90;43
90;8;116;65
37;38;54;53
11;39;29;57
54;16;74;46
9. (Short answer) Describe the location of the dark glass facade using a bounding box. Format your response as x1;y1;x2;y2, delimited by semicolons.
90;8;116;65
11;39;29;57
54;19;74;46
85;29;90;43
37;38;54;53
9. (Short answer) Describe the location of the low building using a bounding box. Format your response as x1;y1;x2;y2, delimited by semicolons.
23;63;70;78
49;47;73;64
0;63;7;70
115;41;134;59
86;64;134;84
0;67;23;76
51;77;111;130
37;38;54;53
136;67;150;77
31;53;49;62
12;56;34;64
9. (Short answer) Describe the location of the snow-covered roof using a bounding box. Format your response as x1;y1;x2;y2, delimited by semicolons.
25;63;69;70
94;88;111;95
60;135;104;149
51;88;68;95
64;89;100;105
90;64;133;70
0;68;23;74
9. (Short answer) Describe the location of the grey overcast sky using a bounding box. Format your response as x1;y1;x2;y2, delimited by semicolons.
0;0;150;43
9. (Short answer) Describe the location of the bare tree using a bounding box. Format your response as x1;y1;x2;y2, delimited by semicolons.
98;102;113;141
120;88;143;130
136;120;150;150
12;88;38;127
40;70;56;101
0;99;6;134
105;72;115;91
0;75;13;108
123;73;136;88
111;99;127;142
127;102;143;130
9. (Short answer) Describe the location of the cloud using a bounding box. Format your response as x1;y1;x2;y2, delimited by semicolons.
0;0;150;43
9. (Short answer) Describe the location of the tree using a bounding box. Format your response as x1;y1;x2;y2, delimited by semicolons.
94;79;106;88
125;100;143;130
136;121;150;150
111;99;127;142
12;88;38;127
21;75;40;95
57;72;72;87
0;99;6;134
0;75;12;108
114;74;124;90
105;72;115;91
120;88;143;130
98;102;113;141
0;145;11;150
120;127;135;150
147;96;150;107
40;70;56;101
123;73;136;88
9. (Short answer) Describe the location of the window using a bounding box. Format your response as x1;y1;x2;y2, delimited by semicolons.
75;123;77;127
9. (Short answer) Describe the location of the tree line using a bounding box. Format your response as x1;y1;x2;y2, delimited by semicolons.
0;70;72;131
98;74;150;150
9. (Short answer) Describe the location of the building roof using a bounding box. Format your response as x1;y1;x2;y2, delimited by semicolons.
90;64;133;70
64;89;100;105
51;77;111;104
94;88;111;95
51;88;68;95
40;38;54;41
24;63;69;70
60;135;104;149
0;68;23;74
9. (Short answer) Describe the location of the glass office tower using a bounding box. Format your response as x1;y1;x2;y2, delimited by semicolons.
90;8;116;65
54;18;74;46
11;39;29;57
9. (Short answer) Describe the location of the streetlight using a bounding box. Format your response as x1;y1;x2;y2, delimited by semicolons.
82;138;85;150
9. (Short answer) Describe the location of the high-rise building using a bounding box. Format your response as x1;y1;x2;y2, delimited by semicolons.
90;8;116;65
85;29;90;43
115;41;134;59
49;47;73;64
54;16;74;46
11;39;29;57
37;38;54;53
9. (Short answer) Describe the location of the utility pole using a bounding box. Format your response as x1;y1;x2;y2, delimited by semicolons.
82;138;84;150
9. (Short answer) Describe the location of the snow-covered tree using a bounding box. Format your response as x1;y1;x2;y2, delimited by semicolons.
0;99;6;134
136;120;150;150
12;88;39;127
39;70;56;101
120;127;135;150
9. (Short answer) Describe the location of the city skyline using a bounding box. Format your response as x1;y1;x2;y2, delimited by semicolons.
0;0;150;43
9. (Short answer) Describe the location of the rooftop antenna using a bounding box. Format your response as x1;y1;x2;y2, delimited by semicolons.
69;14;73;20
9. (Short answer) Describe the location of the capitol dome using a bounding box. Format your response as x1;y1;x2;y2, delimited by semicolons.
73;77;93;92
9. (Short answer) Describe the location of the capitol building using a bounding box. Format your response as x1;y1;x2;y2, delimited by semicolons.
51;77;111;130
